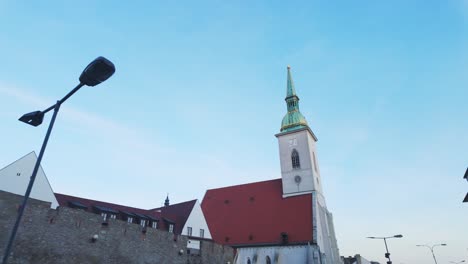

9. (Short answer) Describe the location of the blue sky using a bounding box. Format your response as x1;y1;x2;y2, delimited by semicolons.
0;1;467;263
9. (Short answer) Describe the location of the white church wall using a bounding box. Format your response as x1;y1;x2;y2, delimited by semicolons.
315;198;341;264
0;152;58;208
182;200;212;239
235;244;322;264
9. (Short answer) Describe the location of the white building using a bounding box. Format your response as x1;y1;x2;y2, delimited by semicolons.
0;151;58;208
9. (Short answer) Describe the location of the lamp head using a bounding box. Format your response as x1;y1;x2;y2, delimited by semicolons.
79;56;115;87
441;243;447;246
394;234;403;238
19;111;44;126
367;237;376;239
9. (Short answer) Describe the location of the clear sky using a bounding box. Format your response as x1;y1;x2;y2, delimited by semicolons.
0;1;467;263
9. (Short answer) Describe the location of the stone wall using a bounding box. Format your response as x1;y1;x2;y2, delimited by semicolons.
0;191;234;264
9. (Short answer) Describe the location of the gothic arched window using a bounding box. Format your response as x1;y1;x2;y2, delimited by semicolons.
266;256;271;264
247;257;251;264
291;149;300;169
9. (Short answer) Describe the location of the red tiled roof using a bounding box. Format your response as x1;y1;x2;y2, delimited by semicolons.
54;193;196;235
201;179;313;246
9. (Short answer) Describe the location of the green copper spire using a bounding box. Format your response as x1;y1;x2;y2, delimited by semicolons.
286;65;297;98
280;66;309;132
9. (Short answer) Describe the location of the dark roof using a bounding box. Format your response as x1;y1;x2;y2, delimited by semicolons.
163;217;176;224
68;201;87;209
55;193;151;216
201;179;313;246
54;193;197;235
145;215;159;221
150;200;197;234
463;193;468;203
94;205;119;214
133;212;150;219
120;210;137;217
464;167;468;180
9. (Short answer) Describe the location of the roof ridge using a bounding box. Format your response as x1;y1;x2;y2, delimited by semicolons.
54;193;151;212
205;178;281;192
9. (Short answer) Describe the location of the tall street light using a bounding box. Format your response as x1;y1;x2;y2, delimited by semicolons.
1;57;115;264
416;243;447;264
367;234;403;264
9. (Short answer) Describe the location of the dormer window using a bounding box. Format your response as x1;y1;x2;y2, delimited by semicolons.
291;149;300;169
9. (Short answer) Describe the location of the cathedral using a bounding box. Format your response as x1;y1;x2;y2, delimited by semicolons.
201;66;341;264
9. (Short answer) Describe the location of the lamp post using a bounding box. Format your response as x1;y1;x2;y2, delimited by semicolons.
449;260;466;264
367;234;403;264
1;57;115;264
416;243;447;264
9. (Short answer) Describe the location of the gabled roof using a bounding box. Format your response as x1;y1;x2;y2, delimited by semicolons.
201;179;313;246
54;193;196;235
150;200;197;235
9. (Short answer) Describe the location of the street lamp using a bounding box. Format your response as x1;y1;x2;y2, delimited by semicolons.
367;234;403;264
416;243;447;264
1;57;115;264
449;260;465;264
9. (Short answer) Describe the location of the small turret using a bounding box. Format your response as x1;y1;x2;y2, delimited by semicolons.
164;194;170;207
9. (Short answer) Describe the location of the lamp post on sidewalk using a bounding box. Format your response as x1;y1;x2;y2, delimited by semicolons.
416;243;447;264
367;234;403;264
1;57;115;264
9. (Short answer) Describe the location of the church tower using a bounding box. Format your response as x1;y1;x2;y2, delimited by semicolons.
275;66;324;198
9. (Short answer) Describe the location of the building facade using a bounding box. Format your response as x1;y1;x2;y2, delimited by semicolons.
202;66;341;264
0;152;58;208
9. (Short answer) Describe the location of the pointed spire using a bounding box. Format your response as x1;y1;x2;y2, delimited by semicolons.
164;194;170;207
286;65;297;99
280;66;309;132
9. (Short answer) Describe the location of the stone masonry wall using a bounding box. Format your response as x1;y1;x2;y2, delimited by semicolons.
0;191;234;264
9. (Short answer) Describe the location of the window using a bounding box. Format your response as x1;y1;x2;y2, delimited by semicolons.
291;149;300;169
127;217;133;223
200;229;204;238
266;256;271;264
169;224;174;233
247;258;251;264
110;214;116;219
313;152;318;172
187;227;192;236
101;213;107;221
152;221;158;229
140;220;146;227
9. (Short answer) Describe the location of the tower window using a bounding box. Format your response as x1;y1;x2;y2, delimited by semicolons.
313;152;318;172
291;149;300;169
